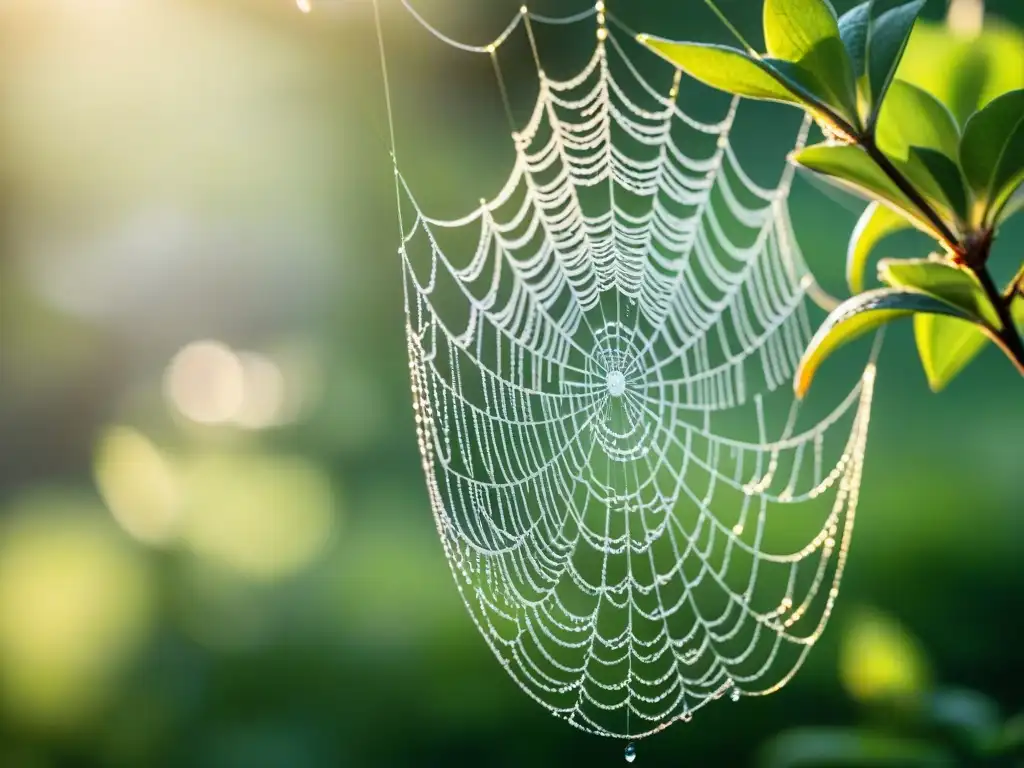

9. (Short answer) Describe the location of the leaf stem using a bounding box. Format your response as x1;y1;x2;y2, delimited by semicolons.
1005;261;1024;303
860;137;962;256
702;0;757;55
977;265;1024;376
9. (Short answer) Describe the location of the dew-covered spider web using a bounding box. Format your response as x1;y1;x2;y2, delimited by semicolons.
372;0;878;742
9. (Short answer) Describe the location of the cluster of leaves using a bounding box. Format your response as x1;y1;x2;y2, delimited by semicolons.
638;0;1024;396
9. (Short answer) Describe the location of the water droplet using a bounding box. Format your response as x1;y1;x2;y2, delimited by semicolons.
624;742;636;763
730;686;741;702
683;649;699;663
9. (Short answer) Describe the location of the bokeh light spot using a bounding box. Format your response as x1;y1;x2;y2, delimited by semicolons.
180;452;335;581
840;609;931;704
94;425;181;545
164;340;245;425
235;352;287;429
0;493;154;730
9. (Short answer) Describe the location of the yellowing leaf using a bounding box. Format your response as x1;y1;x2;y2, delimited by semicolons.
795;287;973;398
846;202;914;294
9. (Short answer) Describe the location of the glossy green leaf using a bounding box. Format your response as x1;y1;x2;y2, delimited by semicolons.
637;38;815;107
866;0;927;120
765;43;859;127
877;258;1001;327
875;80;960;161
764;0;841;62
791;143;941;235
846;202;913;293
986;115;1024;225
763;0;858;125
839;1;872;78
914;295;1024;392
908;147;968;223
996;185;1024;224
960;89;1024;218
795;287;972;398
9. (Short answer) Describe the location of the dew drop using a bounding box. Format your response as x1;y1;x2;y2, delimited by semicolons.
730;686;741;702
683;649;699;663
624;742;636;763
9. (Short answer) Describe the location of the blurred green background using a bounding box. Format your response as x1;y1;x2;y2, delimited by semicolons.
0;0;1021;766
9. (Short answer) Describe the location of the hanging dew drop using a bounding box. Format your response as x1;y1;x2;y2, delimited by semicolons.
624;742;637;763
730;687;741;702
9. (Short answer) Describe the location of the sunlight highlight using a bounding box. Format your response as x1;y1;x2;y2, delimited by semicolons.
164;341;290;429
165;340;245;425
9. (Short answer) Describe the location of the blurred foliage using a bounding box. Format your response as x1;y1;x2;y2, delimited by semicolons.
0;0;1021;766
762;610;1024;766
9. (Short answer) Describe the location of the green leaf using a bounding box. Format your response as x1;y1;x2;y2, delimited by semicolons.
987;116;1024;225
895;18;1024;128
908;147;968;223
761;727;954;767
763;0;858;125
996;185;1024;224
877;258;1001;327
914;295;1023;392
765;43;859;127
795;287;972;398
791;143;941;235
960;89;1024;221
637;38;816;107
867;0;927;119
839;1;872;78
927;689;1002;752
764;0;840;62
875;80;960;161
847;202;913;293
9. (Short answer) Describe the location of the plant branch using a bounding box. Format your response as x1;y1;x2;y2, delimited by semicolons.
861;138;962;256
977;266;1024;377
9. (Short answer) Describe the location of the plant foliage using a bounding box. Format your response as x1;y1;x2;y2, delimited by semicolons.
640;0;1024;395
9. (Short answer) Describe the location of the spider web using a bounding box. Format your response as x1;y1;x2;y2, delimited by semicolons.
378;0;878;740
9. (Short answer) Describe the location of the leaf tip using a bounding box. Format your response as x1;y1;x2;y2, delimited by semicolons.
793;365;812;400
